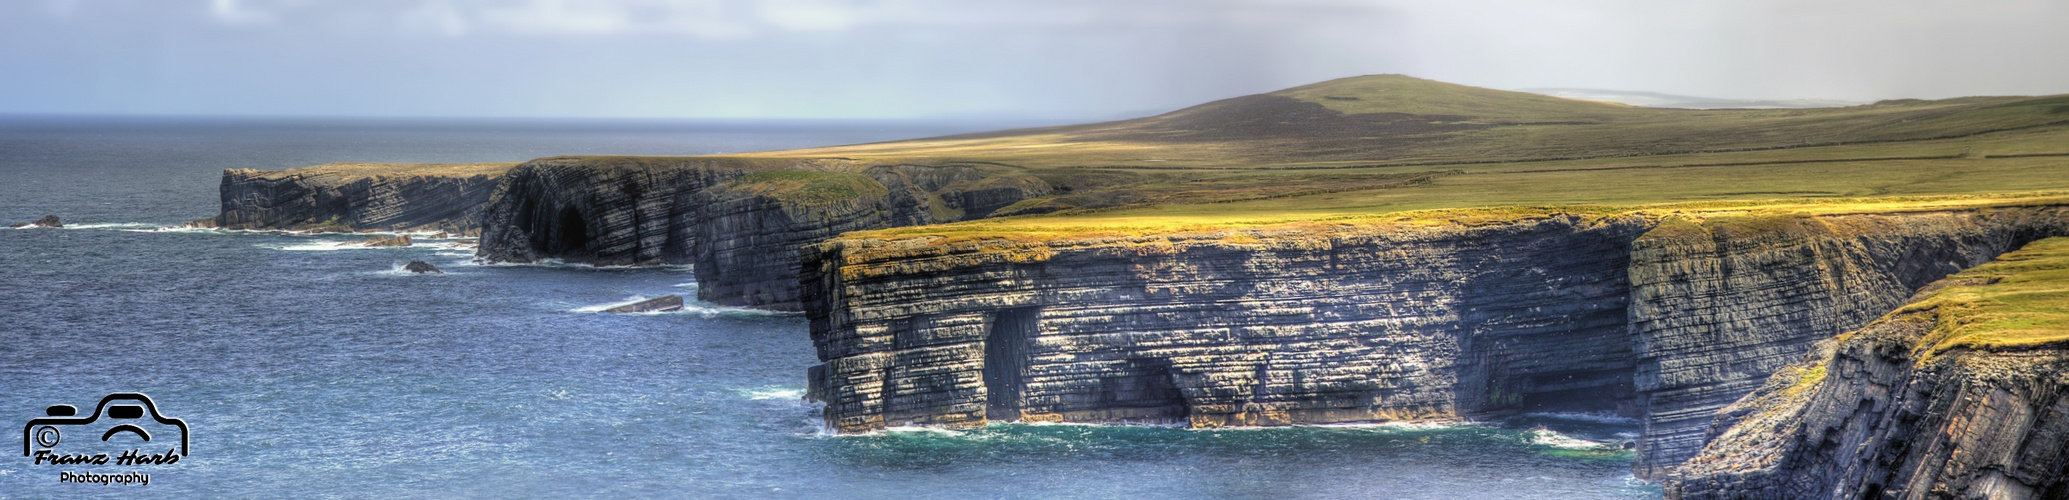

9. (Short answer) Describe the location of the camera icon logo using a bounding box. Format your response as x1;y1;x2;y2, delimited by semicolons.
22;393;188;458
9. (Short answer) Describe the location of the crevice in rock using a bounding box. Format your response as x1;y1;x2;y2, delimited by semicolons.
984;307;1038;422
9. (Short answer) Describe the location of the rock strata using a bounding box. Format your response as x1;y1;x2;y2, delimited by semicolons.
800;204;2069;482
692;171;893;311
476;158;1050;309
213;163;512;235
1628;208;2069;477
803;213;1655;432
474;156;800;267
1666;237;2069;499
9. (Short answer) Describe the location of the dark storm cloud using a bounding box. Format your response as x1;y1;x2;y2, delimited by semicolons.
2;0;2065;119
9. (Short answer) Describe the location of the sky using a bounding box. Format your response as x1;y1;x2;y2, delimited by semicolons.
3;0;2067;120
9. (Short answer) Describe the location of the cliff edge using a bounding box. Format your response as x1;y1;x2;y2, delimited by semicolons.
208;162;514;235
1667;237;2069;499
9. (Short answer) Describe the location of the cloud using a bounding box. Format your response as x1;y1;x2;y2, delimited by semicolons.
208;0;275;24
0;0;2065;119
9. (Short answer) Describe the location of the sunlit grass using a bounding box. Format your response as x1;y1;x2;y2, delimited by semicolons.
1905;237;2069;352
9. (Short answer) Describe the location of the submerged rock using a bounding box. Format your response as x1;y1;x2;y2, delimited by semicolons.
359;235;413;247
603;295;685;313
404;260;442;274
13;215;60;228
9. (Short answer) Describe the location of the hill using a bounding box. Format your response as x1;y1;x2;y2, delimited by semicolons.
711;75;2069;236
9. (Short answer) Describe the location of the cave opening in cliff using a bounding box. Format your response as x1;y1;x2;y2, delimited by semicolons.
547;206;590;257
984;306;1039;422
1106;357;1189;424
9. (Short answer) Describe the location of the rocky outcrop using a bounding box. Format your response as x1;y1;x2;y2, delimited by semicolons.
1628;209;2069;477
404;261;442;274
476;158;1051;309
603;295;686;313
13;215;62;228
1666;237;2069;499
802;213;1655;432
800;204;2069;477
474;156;806;266
212;163;512;235
692;172;894;311
359;235;412;247
863;165;1052;225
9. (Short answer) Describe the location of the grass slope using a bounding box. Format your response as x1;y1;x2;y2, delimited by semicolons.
1902;237;2069;352
712;75;2069;238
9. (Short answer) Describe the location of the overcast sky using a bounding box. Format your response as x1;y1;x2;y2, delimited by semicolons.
4;0;2066;120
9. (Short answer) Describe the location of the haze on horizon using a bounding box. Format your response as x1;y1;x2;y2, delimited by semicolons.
3;0;2066;121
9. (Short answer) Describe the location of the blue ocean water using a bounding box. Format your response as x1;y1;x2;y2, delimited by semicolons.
0;117;1662;499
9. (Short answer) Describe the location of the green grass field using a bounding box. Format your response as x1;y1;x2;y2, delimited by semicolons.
708;75;2069;239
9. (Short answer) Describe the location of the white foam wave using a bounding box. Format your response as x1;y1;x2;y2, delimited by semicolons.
54;222;163;230
569;295;796;318
734;387;806;401
1522;412;1641;425
266;240;389;251
370;261;456;276
1525;428;1613;450
571;295;660;313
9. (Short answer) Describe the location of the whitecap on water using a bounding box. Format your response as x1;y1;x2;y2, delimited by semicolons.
1525;428;1613;450
1521;412;1640;425
569;294;798;318
54;222;163;230
733;386;805;401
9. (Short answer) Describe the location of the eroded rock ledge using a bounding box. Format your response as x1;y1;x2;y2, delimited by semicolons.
800;205;2069;480
1666;237;2069;499
209;162;514;235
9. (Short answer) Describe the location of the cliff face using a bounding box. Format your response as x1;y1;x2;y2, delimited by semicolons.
692;172;894;311
803;205;2069;479
475;156;794;266
477;158;1050;308
802;214;1654;432
211;163;512;235
1628;209;2069;477
1667;237;2069;499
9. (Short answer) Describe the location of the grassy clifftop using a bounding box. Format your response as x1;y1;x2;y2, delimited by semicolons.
1899;237;2069;352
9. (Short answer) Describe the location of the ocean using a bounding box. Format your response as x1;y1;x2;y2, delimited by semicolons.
0;117;1662;499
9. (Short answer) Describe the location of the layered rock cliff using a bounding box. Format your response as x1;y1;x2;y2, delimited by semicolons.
1628;208;2069;477
1666;237;2069;499
802;213;1656;432
476;157;1050;308
209;162;513;235
801;204;2069;479
693;171;894;310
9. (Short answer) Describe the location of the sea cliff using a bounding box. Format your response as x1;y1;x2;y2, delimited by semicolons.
1628;208;2069;476
208;162;513;235
1666;237;2069;499
801;203;2069;480
473;157;1050;308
